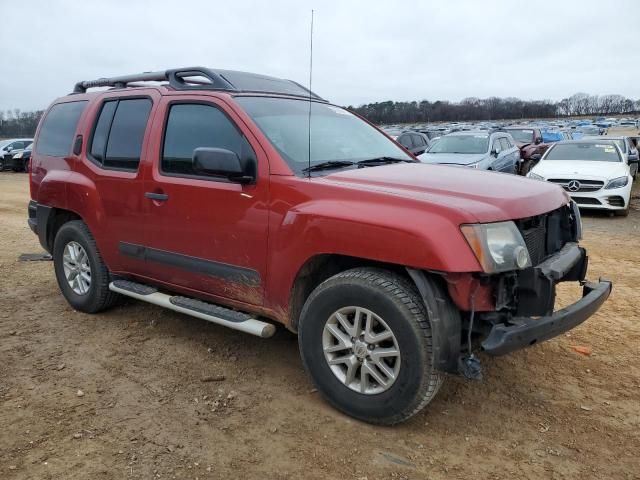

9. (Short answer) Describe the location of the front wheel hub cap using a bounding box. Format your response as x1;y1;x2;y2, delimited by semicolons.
322;306;401;395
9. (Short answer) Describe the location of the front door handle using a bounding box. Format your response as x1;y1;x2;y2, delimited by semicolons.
145;192;169;201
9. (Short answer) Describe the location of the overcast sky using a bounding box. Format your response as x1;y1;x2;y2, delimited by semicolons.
1;0;638;111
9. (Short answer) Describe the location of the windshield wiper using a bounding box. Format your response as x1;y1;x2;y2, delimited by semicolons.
302;160;356;173
356;157;412;167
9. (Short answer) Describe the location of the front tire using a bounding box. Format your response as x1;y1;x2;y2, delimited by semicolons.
53;220;121;313
298;268;443;425
614;207;629;217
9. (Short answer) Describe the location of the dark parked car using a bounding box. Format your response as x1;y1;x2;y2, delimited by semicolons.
9;143;33;172
418;131;520;173
395;131;430;155
0;138;33;170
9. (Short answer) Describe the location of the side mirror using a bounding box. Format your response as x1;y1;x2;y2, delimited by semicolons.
6;146;12;152
491;149;499;157
534;137;542;145
192;148;254;184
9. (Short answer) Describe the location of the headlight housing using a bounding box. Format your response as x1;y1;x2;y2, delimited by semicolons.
527;172;544;181
461;221;532;273
604;176;628;189
13;152;23;159
467;162;480;169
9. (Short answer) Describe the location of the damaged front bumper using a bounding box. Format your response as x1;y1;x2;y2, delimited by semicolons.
481;243;612;356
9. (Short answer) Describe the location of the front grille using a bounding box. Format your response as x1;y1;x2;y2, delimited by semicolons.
572;197;601;205
516;205;576;266
521;220;546;265
548;178;604;192
607;196;625;207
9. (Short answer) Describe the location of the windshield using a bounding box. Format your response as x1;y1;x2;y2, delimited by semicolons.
544;143;622;162
608;139;626;152
426;135;488;154
235;97;412;175
506;129;534;144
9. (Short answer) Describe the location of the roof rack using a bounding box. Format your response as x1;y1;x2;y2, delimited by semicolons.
73;66;326;101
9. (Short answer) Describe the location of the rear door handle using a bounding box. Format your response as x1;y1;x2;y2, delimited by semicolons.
145;192;169;201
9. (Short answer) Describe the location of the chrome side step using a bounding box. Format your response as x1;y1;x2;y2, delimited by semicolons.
109;280;275;338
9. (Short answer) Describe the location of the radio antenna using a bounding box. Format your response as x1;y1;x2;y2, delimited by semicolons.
307;9;314;178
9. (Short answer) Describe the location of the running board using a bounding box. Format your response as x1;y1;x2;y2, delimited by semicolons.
109;280;275;338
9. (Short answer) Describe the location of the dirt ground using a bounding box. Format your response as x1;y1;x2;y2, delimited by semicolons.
1;172;639;480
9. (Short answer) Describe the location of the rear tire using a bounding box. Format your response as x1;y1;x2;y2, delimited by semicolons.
298;268;443;425
53;220;121;313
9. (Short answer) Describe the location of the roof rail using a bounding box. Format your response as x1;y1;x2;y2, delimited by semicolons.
73;66;326;101
73;67;235;93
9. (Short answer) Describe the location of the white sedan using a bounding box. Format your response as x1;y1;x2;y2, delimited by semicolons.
528;140;633;217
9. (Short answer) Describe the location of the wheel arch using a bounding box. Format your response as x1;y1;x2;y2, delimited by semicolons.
287;256;462;374
287;254;410;333
39;207;83;252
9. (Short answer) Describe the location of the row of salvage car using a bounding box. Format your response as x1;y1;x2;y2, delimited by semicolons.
383;124;639;217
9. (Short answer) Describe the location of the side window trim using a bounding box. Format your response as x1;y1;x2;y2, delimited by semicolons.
159;99;255;184
87;95;153;173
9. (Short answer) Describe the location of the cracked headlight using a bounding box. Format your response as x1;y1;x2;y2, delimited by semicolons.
461;221;532;273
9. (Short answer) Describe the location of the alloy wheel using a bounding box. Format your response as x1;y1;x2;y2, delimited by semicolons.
322;306;401;394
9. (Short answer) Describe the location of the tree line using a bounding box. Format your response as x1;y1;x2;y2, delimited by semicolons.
0;109;44;138
1;92;638;138
347;93;639;125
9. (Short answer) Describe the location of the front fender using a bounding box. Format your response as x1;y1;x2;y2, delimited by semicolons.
264;196;481;321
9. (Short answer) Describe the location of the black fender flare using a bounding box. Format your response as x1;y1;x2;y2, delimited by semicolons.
406;268;461;374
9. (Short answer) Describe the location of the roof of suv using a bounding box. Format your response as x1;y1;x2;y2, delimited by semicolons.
72;66;326;102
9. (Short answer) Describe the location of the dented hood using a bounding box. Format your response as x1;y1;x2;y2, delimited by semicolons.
322;163;569;224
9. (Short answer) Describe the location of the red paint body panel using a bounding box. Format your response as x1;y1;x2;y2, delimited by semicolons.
30;86;570;327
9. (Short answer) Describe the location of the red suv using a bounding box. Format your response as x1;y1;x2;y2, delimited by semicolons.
28;67;611;424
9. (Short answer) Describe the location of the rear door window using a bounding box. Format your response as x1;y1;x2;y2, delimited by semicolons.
36;101;88;157
89;98;152;170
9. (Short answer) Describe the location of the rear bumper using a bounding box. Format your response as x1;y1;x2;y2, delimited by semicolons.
481;279;611;355
28;200;38;233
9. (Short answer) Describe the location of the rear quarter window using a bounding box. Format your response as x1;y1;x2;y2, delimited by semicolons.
35;101;87;157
